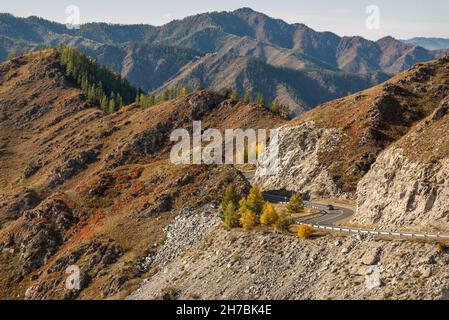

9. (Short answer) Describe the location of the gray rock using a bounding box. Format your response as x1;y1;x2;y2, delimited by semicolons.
254;122;348;198
365;266;383;290
356;146;449;230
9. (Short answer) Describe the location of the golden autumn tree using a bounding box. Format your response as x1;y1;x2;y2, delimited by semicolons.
297;224;313;239
260;202;278;226
240;209;257;231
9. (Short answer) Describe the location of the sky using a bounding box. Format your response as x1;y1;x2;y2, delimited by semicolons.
1;0;449;40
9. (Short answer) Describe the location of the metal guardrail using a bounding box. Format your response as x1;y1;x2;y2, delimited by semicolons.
297;222;449;241
264;193;449;241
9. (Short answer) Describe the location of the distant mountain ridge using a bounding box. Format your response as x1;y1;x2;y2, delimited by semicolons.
402;37;449;50
0;8;443;115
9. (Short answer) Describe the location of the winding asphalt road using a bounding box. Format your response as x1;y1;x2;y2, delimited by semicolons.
242;171;354;226
244;171;449;240
262;192;354;226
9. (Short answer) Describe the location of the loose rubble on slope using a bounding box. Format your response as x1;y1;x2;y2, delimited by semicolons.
129;228;449;300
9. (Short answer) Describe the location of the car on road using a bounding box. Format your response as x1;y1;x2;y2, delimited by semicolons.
326;205;335;211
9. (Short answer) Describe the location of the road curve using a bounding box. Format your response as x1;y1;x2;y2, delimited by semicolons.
262;192;354;226
242;171;355;226
244;171;449;240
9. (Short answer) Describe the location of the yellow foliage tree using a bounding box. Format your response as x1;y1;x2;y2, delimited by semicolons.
240;209;257;231
260;202;278;226
238;198;248;217
297;224;313;239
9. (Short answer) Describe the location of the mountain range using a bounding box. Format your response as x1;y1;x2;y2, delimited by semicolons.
402;37;449;50
0;8;445;116
0;49;284;299
1;20;449;299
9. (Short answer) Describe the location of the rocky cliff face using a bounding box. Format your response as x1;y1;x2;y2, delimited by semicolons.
255;55;449;202
355;96;449;231
254;122;346;198
356;147;449;231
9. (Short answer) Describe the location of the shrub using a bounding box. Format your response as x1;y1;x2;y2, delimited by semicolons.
436;243;448;253
161;286;179;300
297;224;313;239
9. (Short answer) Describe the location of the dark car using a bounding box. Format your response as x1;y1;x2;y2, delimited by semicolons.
326;205;335;211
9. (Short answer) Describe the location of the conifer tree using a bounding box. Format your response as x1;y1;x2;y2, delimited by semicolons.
275;211;289;232
178;85;190;97
160;89;170;102
230;88;239;102
260;202;278;226
58;46;137;112
256;93;265;106
221;185;240;220
247;185;265;217
238;198;248;219
240;209;257;231
287;193;304;214
223;202;240;228
243;90;253;104
271;100;281;115
108;98;116;114
101;95;109;113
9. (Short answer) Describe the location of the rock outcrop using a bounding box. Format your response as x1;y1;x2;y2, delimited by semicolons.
254;122;345;198
255;55;449;200
356;148;449;230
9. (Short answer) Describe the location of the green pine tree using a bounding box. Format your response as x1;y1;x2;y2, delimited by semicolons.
221;185;240;220
243;90;253;104
256;93;265;106
108;98;116;115
101;95;109;113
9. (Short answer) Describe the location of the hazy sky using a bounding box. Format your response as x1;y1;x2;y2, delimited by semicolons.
1;0;448;40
